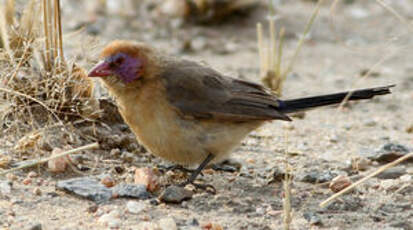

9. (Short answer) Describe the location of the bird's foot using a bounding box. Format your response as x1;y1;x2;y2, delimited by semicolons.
179;181;216;194
210;159;241;173
158;164;202;176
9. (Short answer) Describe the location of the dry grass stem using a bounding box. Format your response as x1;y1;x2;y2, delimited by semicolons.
0;142;99;176
282;132;293;230
258;0;323;96
320;152;413;208
336;48;396;110
375;0;413;32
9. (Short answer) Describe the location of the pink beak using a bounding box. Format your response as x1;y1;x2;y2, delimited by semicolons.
88;61;112;77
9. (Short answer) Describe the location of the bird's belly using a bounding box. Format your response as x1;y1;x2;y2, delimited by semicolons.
121;104;261;166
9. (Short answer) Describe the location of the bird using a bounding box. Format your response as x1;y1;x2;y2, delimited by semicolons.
88;40;394;190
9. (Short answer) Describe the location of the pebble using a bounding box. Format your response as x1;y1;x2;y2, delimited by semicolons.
350;156;371;171
98;209;121;228
202;222;223;230
380;179;398;190
27;171;38;178
299;170;337;183
400;174;411;182
329;175;352;193
23;178;32;185
364;143;412;163
303;212;322;225
159;185;193;203
0;180;12;194
101;175;116;188
134;168;160;192
126;201;146;214
6;173;17;181
48;148;70;173
158;217;177;230
191;36;208;52
375;167;406;179
28;223;42;230
109;148;121;157
33;187;42;196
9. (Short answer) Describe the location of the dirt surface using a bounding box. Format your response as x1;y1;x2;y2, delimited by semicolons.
1;1;413;229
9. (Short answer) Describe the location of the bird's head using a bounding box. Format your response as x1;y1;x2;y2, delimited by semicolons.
88;40;158;87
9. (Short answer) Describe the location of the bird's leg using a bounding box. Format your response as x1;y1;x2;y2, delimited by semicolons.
180;153;216;193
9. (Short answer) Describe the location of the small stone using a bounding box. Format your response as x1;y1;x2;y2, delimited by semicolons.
269;168;293;183
120;151;135;163
33;187;42;196
87;204;98;213
365;143;412;163
329;175;352;193
23;178;32;185
400;174;411;182
28;171;38;178
0;180;12;194
29;223;42;230
363;119;377;127
159;185;193;203
110;148;121;157
98;210;121;228
299;171;337;183
375;167;406;179
126;201;146;214
191;36;207;52
202;222;223;230
134;168;160;192
136;222;159;229
48;148;70;173
101;175;115;188
6;173;17;181
158;217;177;230
406;124;413;133
351;156;371;171
380;179;398;190
303;212;322;225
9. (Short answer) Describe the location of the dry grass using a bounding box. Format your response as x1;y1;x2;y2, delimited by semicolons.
0;0;98;154
257;0;324;96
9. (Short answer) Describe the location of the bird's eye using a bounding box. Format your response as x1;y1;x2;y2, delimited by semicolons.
109;55;124;68
114;56;124;65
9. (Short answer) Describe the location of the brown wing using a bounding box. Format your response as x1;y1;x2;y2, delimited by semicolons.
161;59;291;122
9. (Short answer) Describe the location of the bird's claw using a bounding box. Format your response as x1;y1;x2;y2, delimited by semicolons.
179;181;216;194
159;165;203;176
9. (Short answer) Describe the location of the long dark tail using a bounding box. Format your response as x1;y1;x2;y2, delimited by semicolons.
278;85;395;113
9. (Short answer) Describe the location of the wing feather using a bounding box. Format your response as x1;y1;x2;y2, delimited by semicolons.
161;60;291;122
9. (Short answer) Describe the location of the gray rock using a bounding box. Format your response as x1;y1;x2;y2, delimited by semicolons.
365;143;412;163
57;177;150;202
299;171;337;183
159;185;193;203
112;184;150;200
303;212;322;225
375;167;406;179
56;177;112;202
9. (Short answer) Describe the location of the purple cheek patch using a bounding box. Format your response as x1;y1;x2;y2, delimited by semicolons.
111;53;143;84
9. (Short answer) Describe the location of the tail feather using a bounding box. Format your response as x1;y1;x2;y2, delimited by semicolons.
278;85;395;114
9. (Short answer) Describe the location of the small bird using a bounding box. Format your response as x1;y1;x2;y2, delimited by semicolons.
89;40;394;189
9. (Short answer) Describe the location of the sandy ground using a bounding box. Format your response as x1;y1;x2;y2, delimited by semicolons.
1;1;412;229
